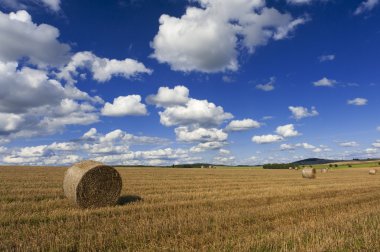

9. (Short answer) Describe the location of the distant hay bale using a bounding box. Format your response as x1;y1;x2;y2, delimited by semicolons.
321;168;328;173
302;168;316;179
294;167;298;170
289;167;293;170
63;160;122;208
369;169;377;175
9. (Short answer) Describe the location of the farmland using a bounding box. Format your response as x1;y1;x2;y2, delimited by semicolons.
1;165;380;251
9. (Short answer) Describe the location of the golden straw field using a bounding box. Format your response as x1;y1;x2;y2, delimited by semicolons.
1;166;380;251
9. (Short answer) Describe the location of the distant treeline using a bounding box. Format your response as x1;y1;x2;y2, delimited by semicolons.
263;163;299;169
171;163;216;168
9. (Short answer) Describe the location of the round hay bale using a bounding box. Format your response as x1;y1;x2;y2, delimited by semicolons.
302;168;316;179
63;160;122;208
321;168;328;173
369;169;377;175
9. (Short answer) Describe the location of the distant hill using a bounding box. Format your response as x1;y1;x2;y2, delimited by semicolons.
291;158;339;166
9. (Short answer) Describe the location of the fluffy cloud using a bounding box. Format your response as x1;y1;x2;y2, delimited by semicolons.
190;141;226;152
225;119;261;131
354;0;379;15
276;124;300;137
339;141;359;147
313;77;337;87
256;77;275;91
365;148;378;154
175;127;227;142
252;124;299;144
372;140;380;148
252;134;283;144
146;85;189;107
0;113;24;134
147;85;232;153
101;95;147;117
214;155;235;165
93;148;190;165
58;51;152;84
0;61;65;113
0;10;70;67
0;146;8;154
151;0;307;72
219;149;231;155
0;10;152;143
347;98;368;106
280;143;295;150
96;129;166;146
282;142;332;153
289;106;319;120
36;99;99;135
159;98;233;128
1;96;100;139
319;54;335;62
0;58;102;139
296;142;316;149
2;128;171;165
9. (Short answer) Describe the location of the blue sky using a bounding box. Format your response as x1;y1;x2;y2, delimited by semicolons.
0;0;379;166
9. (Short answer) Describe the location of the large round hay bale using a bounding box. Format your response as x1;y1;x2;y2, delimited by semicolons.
63;160;122;208
302;168;316;179
321;168;328;173
369;169;377;175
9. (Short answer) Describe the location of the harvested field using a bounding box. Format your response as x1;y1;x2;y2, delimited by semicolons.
1;166;380;251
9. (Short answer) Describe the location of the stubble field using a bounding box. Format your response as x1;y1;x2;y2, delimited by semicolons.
1;166;380;251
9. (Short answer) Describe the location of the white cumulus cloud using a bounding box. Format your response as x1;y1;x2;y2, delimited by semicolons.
225;119;261;131
280;143;295;150
372;140;380;148
146;85;189;107
175;127;227;143
313;77;337;87
276;124;300;137
365;148;378;154
159;98;233;128
101;95;148;117
151;0;307;73
347;98;368;106
190;141;226;152
252;134;283;144
0;61;65;113
295;142;316;149
0;10;70;67
289;106;319;120
256;77;275;91
58;51;152;84
339;141;359;147
0;113;24;133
